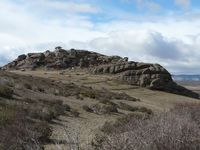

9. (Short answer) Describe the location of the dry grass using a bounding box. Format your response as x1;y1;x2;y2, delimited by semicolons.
0;105;52;150
118;102;152;114
0;85;13;99
3;70;199;150
93;103;200;150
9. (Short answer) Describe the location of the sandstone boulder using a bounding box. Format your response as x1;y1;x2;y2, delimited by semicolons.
92;61;199;99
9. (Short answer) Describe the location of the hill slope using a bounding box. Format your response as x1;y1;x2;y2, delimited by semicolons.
3;69;199;149
2;47;199;99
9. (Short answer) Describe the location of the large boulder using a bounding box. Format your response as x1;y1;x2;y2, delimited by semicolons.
17;54;26;61
92;62;199;99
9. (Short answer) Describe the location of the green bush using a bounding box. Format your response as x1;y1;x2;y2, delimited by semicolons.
0;85;13;99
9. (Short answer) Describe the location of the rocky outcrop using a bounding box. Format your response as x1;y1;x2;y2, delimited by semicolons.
91;62;199;99
91;61;172;87
3;47;124;70
2;47;199;99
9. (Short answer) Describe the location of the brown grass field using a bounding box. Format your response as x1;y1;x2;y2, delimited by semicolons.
7;69;199;149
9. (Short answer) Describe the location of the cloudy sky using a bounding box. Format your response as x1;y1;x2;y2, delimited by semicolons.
0;0;200;74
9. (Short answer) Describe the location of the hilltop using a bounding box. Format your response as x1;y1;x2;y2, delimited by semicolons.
0;47;199;149
2;47;199;99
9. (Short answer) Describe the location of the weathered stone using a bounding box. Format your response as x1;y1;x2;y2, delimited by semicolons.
17;54;26;61
103;66;110;73
92;61;199;99
28;53;45;61
3;47;123;70
110;66;115;74
2;47;199;99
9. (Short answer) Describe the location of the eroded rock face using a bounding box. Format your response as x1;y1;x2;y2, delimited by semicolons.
91;62;199;99
2;47;199;99
3;47;123;70
92;62;172;86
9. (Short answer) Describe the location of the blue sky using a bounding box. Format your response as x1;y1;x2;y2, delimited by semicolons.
0;0;200;74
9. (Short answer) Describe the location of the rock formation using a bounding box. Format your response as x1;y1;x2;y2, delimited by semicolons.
91;62;199;98
3;47;123;70
2;47;199;99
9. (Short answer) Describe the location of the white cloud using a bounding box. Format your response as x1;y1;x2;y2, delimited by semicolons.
0;0;200;74
175;0;191;9
121;0;161;11
42;0;100;14
13;0;100;14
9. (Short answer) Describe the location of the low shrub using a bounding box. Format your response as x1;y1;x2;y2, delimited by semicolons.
82;105;93;112
90;103;118;115
101;113;148;134
0;85;13;99
0;106;52;149
71;109;80;117
118;102;137;111
63;104;71;111
115;92;139;101
48;103;65;117
37;87;45;92
138;106;153;115
33;121;52;143
99;100;118;107
118;102;152;114
76;94;84;100
93;103;200;150
28;107;53;122
28;100;67;122
0;107;15;127
23;83;32;90
80;89;96;99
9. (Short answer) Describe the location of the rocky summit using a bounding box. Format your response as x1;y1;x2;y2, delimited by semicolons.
3;47;123;70
2;47;199;99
